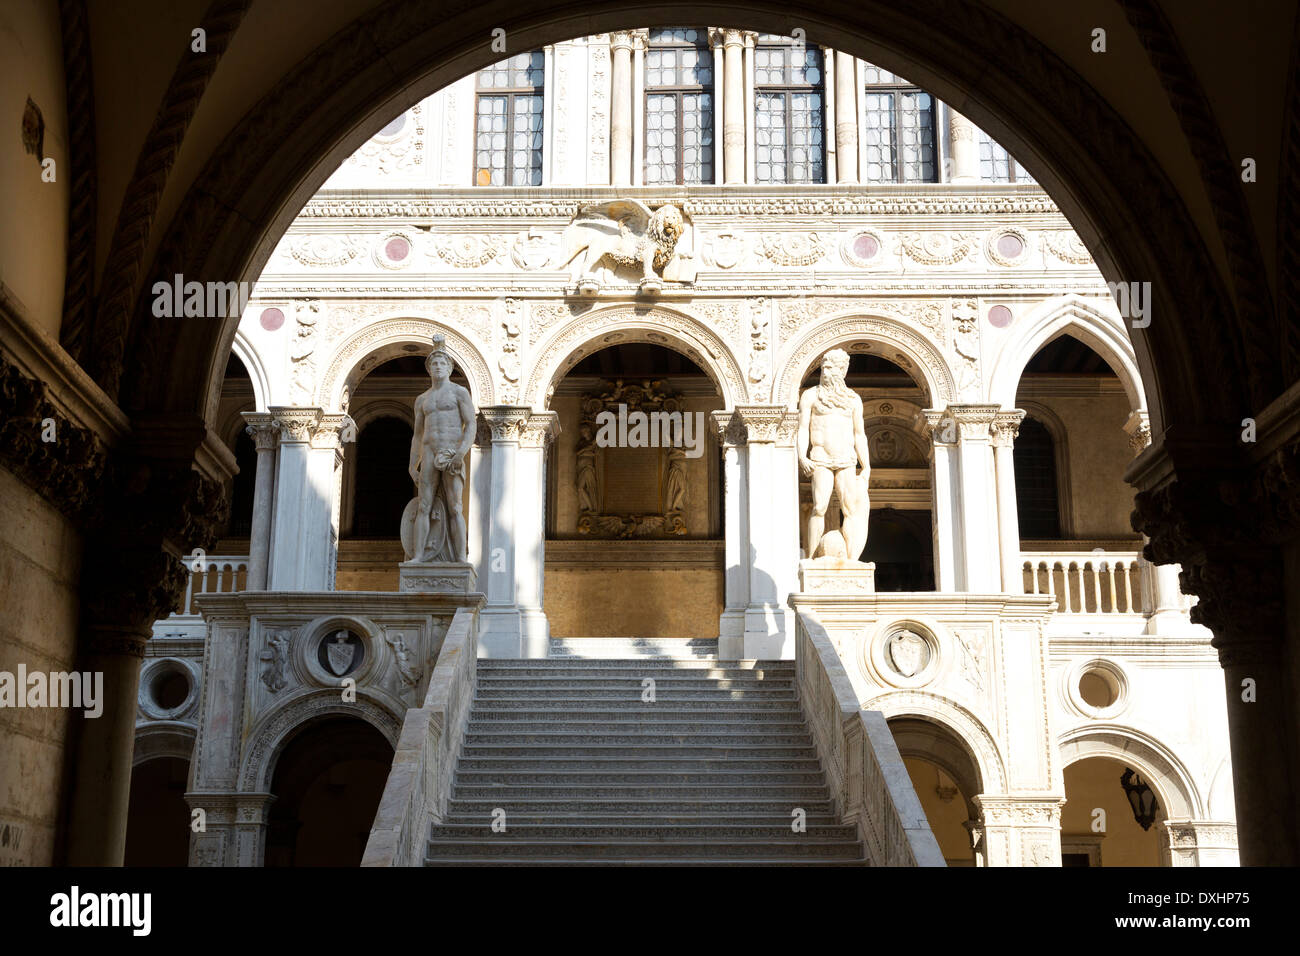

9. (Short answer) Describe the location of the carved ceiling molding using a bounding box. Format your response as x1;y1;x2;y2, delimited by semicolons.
524;305;747;410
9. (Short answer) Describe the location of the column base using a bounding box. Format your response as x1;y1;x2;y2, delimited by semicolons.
478;606;550;658
743;605;793;659
398;562;477;594
718;609;745;660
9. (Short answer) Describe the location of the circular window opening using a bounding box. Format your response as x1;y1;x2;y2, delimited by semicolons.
151;668;191;711
1079;668;1118;708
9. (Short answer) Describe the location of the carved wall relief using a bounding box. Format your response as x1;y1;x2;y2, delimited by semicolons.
575;380;689;538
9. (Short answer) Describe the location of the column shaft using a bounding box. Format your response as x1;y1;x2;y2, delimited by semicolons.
834;51;858;183
610;33;633;186
948;108;979;182
723;32;745;183
243;414;278;590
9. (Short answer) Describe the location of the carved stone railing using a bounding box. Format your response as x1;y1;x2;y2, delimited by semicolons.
794;611;946;867
1021;550;1144;614
153;555;250;636
362;605;478;867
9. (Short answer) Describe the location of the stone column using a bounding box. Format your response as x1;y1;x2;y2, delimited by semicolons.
609;31;634;186
631;30;647;186
478;408;559;657
242;413;278;590
974;797;1065;866
949;405;1001;591
185;792;276;866
834;51;859;183
711;411;749;658
65;425;232;865
266;408;345;591
948;107;979;182
923;410;959;591
709;30;726;183
722;29;746;184
732;406;801;658
744;34;757;183
992;410;1026;593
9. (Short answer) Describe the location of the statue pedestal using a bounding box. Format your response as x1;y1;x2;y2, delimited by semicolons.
798;559;876;593
398;562;477;594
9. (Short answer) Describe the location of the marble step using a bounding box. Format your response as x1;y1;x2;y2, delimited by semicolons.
456;756;825;772
475;676;795;690
442;811;839;826
424;838;863;860
474;688;797;701
476;665;793;680
428;823;857;841
450;784;832;800
471;699;803;714
459;744;818;759
452;769;828;786
466;718;809;733
446;798;837;816
424;857;865;867
482;658;787;670
461;732;814;747
546;638;719;659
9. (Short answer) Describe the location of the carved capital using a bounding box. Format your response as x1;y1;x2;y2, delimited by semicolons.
946;403;1001;441
269;406;323;443
1123;409;1152;454
731;405;791;444
480;406;532;443
710;410;747;448
519;411;560;448
242;412;279;453
991;409;1026;449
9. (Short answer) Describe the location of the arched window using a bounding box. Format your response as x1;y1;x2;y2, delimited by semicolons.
1013;416;1061;538
351;418;414;538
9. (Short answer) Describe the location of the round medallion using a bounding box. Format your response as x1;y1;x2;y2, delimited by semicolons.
259;307;284;331
988;305;1013;328
319;629;364;677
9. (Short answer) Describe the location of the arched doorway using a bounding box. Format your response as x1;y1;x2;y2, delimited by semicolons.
124;756;191;867
265;717;394;867
1060;756;1164;867
544;342;723;639
888;716;982;865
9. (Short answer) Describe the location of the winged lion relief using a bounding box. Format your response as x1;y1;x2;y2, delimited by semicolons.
559;199;695;295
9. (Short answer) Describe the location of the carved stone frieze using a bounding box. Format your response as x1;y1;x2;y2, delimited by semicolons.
432;233;506;268
759;232;825;266
897;233;976;265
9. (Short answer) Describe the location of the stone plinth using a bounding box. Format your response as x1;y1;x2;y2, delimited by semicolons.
799;559;876;594
399;562;477;594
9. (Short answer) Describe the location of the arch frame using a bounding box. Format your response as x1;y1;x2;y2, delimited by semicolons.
315;315;495;413
772;310;957;410
1058;724;1205;821
132;721;198;768
523;303;747;410
238;689;402;793
987;294;1146;414
230;329;272;413
1013;400;1075;540
864;689;1008;795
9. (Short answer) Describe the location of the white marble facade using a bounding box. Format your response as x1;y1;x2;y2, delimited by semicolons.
142;31;1236;866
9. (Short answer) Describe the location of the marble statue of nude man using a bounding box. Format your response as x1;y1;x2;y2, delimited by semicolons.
407;335;475;562
797;347;871;561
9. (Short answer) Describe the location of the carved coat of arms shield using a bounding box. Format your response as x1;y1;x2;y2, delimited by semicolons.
326;632;357;676
888;629;927;678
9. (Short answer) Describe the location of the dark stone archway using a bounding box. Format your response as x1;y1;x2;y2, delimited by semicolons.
68;0;1297;863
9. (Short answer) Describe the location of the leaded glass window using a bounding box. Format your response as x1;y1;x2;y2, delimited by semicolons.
754;40;824;183
474;52;544;186
862;64;935;183
978;129;1035;183
645;28;714;184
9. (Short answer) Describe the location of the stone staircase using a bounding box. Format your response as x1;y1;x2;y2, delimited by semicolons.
423;655;867;865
